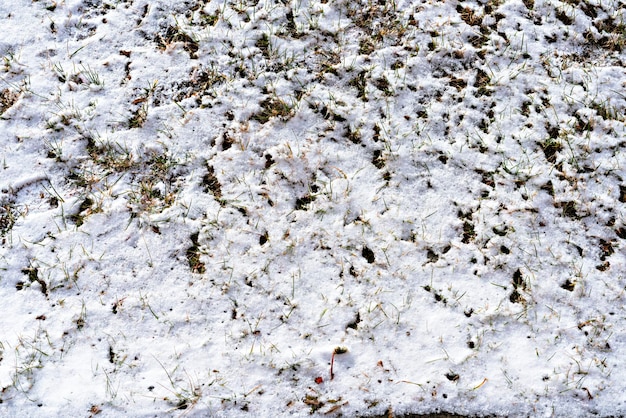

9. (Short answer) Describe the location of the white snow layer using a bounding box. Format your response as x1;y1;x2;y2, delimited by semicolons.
0;0;625;417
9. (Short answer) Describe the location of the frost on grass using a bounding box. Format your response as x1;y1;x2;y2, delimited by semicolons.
0;0;625;417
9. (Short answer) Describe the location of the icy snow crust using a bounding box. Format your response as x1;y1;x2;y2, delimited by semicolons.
0;0;625;416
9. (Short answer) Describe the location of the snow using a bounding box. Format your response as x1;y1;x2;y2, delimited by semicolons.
0;0;625;417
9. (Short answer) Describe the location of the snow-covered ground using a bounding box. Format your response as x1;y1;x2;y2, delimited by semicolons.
1;0;625;416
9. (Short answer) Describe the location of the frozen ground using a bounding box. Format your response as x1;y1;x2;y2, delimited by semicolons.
0;0;625;416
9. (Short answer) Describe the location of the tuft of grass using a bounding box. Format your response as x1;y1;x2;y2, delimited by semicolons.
349;69;370;100
201;164;225;205
255;33;272;60
129;81;158;129
0;88;19;115
540;138;563;164
590;100;624;121
155;24;200;59
172;65;227;102
128;101;149;129
86;136;134;172
154;357;202;411
68;196;95;227
186;232;206;274
77;64;104;87
0;202;18;238
8;327;53;395
251;96;293;124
